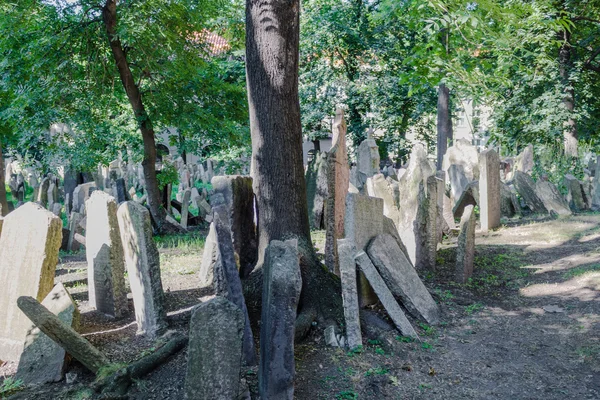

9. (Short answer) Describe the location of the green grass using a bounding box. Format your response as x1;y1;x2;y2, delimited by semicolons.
336;390;358;400
153;233;205;252
465;302;484;315
563;264;600;279
0;377;23;397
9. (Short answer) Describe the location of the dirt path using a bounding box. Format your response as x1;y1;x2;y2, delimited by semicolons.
2;215;599;399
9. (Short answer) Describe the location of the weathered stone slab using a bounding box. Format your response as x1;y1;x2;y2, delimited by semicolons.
366;234;440;325
513;171;547;214
500;183;517;217
453;180;479;219
456;205;476;283
565;174;587;212
72;182;96;215
593;156;600;210
211;176;257;278
114;178;128;204
16;283;79;384
356;132;380;189
117;201;167;338
514;144;534;175
86;191;127;318
305;151;328;229
198;222;226;294
442;192;456;229
259;239;302;399
68;212;83;252
37;177;50;207
366;174;400;223
185;297;244;400
325;109;350;275
180;188;191;229
355;252;417;338
443;139;480;183
479;149;501;232
0;202;62;361
535;180;571;216
448;164;470;204
337;239;362;350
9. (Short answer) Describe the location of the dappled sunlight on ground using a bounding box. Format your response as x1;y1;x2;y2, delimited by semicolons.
520;272;600;302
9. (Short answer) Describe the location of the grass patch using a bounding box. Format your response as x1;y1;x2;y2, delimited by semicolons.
154;233;205;252
0;377;23;397
563;264;600;279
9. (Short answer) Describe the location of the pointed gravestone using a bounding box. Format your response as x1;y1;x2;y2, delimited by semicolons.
367;234;440;325
72;182;96;215
86;191;127;318
198;221;227;294
325;109;350;276
0;202;62;361
456;205;476;283
259;240;302;400
479;149;501;232
443;139;480;183
336;239;362;350
16;283;79;384
117;201;167;338
37;177;50;208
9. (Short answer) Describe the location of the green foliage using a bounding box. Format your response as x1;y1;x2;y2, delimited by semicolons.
0;377;23;397
563;264;600;279
157;161;179;191
336;390;358;400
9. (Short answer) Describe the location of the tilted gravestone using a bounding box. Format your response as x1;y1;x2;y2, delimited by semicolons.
367;234;440;325
336;239;362;350
500;183;518;217
198;221;227;294
211;176;258;278
86;191;127;318
72;182;97;215
259;239;302;400
366;174;400;223
513;171;547;214
305;151;328;230
456;205;476;283
184;297;244;400
448;164;470;205
535;180;571;216
565;174;587;212
37;177;50;208
443;139;480;183
325;109;350;276
453;180;479;219
16;283;79;384
513;144;534;175
479;149;501;232
180;188;191;229
0;202;62;361
117;201;167;338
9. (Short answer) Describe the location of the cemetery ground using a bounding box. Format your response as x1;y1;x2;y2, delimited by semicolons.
1;213;599;400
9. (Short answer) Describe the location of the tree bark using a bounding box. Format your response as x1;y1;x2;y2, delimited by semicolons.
102;0;167;229
0;140;9;216
246;0;342;330
436;83;453;170
559;29;578;157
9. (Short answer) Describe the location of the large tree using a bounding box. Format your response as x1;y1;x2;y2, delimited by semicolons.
246;0;341;332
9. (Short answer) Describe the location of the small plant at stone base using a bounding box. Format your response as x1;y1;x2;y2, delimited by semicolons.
346;345;363;358
421;341;433;351
336;390;358;399
418;322;436;336
365;367;389;376
374;347;385;355
396;335;414;343
0;377;23;397
465;303;484;315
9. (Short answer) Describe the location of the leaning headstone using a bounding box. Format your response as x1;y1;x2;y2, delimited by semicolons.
453;180;479;219
366;174;400;223
355;252;417;338
180;188;191;229
16;283;79;384
85;191;127;318
113;178;128;204
117;201;167;337
455;205;476;283
0;202;62;361
68;212;84;252
37;177;50;207
184;297;244;400
443;139;480;183
442;192;456;229
336;239;362;350
72;182;96;215
513;171;547;214
211;176;258;278
305;151;328;230
198;222;227;294
325;109;350;275
565;174;587;212
356;130;380;190
448;164;470;204
535;180;571;216
479;149;501;232
500;184;517;218
259;240;302;400
367;234;440;325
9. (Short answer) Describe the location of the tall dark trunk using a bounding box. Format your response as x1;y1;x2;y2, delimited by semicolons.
436;83;453;169
559;29;577;157
0;140;9;216
102;0;166;229
246;0;342;330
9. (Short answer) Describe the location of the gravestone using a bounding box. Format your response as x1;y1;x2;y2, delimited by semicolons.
513;171;547;214
85;191;127;318
114;178;128;204
367;234;440;324
211;176;257;278
198;222;227;294
325;109;350;275
64;169;80;213
593;156;600;210
259;240;302;399
514;144;534;175
442;192;456;229
0;202;62;361
336;239;362;350
366;174;400;223
443;139;480;182
180;188;191;229
16;283;79;384
453;180;479;219
72;182;96;215
184;297;244;400
500;183;517;217
565;174;587;212
37;177;50;207
479;149;501;232
305;151;328;229
356;130;380;189
117;201;167;337
448;164;470;204
456;205;476;283
355;252;417;338
535;180;571;216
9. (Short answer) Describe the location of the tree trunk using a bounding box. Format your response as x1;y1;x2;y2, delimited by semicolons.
246;0;342;331
559;29;578;157
0;140;9;216
436;83;452;170
102;0;166;229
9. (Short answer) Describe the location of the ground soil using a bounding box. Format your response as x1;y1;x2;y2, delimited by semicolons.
2;213;599;399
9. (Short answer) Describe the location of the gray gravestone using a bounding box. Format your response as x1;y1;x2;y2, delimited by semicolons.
259;239;302;400
305;151;329;229
336;239;362;350
456;205;476;283
180;188;191;229
117;201;167;337
513;171;547;214
356;132;380;190
565;174;587;212
479;149;501;232
85;191;127;318
184;297;244;400
535;180;571;216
